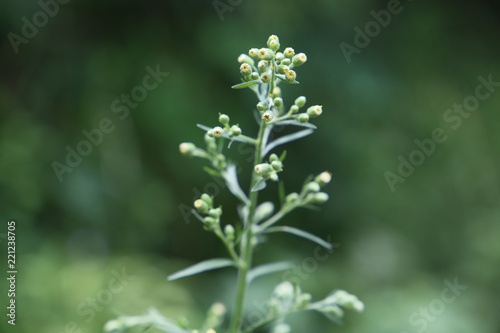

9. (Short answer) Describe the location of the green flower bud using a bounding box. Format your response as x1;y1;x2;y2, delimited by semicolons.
240;63;252;76
203;216;218;226
307;192;329;204
213;126;224;138
179;142;196;157
269;153;279;162
315;171;332;186
275;52;285;61
284;47;295;58
272;86;282;97
248;48;260;58
224;225;235;241
285;69;297;83
201;193;213;206
290;105;299;113
306;181;321;193
229;125;242;137
273;97;283;108
257;102;269;111
307;105;323;118
238;54;255;66
261;72;271;83
298;113;309;123
286;192;299;203
269;172;279;181
259;48;275;61
257;60;268;73
294;96;307;108
219;114;230;126
281;58;291;66
194;199;209;214
292;53;307;66
262;111;274;122
209;207;222;218
277;64;289;75
254;163;272;176
271;160;283;171
267;35;280;51
296;293;312;308
251;72;260;80
215;154;227;169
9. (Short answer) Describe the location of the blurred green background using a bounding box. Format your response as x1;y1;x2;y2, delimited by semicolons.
1;0;500;332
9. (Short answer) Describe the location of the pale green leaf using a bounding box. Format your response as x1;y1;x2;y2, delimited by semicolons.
265;226;333;250
167;258;235;281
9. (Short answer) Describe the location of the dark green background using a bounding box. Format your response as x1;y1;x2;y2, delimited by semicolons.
1;0;499;332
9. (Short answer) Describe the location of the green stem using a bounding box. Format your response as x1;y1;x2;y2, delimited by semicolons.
228;120;267;333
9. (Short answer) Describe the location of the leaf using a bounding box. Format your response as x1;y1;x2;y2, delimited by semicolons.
203;166;220;177
224;164;250;205
231;80;260;89
167;258;235;281
262;129;314;156
251;177;267;192
147;308;190;333
272;119;317;129
278;181;286;206
254;201;275;223
248;261;294;283
265;226;333;250
279;150;287;161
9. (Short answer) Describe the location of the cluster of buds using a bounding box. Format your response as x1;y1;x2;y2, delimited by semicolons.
194;194;222;231
238;35;307;86
307;290;364;322
268;282;314;316
254;153;284;181
207;114;242;139
284;171;332;207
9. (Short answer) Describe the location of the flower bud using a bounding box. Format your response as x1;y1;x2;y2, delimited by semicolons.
238;54;255;66
269;153;279;162
290;105;299;113
281;58;291;66
201;193;213;206
179;142;196;157
285;69;297;83
209;207;222;219
272;86;282;97
275;52;284;61
225;224;235;241
259;48;275;61
267;35;280;51
271;160;283;171
219;114;230;126
251;72;260;80
248;48;260;58
286;192;299;203
306;181;321;193
315;171;332;186
203;216;218;227
262;111;274;122
273;97;283;108
254;163;272;176
298;113;309;123
212;126;224;138
277;64;289;75
257;102;268;111
306;192;329;204
194;199;209;214
294;96;306;108
229;125;242;137
292;53;307;66
257;60;268;73
260;73;271;83
307;105;322;118
284;47;295;58
240;63;252;76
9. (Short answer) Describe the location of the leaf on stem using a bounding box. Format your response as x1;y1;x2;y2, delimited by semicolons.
251;177;267;192
231;80;260;89
262;129;314;157
247;261;294;283
224;164;250;205
272;119;317;129
254;201;275;223
265;226;333;250
167;258;236;281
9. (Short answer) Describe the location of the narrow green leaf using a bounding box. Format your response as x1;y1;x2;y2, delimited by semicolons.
263;129;314;156
279;150;287;161
231;80;260;89
265;226;333;250
251;177;267;192
203;167;220;177
248;261;294;283
278;181;286;206
167;258;235;281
